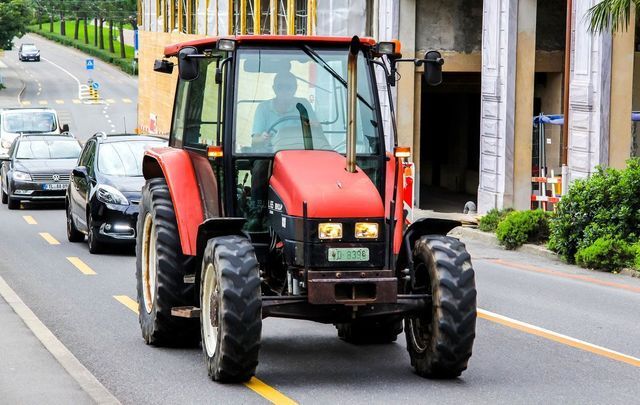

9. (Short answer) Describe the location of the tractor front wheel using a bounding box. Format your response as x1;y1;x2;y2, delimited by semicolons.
201;235;262;382
136;178;199;346
336;318;402;344
405;235;476;379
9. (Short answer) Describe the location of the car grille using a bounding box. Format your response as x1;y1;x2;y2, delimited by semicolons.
30;173;71;183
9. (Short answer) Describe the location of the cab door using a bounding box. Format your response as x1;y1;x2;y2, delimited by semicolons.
70;140;95;230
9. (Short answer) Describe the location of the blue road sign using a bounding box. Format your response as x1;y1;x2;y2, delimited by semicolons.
86;59;94;70
92;82;100;90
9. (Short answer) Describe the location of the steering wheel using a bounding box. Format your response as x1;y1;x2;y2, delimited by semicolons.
266;115;303;137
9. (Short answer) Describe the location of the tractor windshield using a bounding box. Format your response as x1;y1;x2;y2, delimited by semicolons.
233;47;380;156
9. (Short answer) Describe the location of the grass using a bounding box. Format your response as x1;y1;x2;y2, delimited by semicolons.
31;20;135;60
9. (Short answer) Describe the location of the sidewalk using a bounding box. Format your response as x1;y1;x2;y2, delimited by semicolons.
0;276;119;404
0;56;24;107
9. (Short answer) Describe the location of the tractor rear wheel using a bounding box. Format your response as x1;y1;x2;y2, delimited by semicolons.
201;235;262;382
336;318;402;344
136;178;199;346
405;235;476;379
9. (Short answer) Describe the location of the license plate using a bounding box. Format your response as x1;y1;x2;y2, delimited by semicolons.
328;248;370;262
43;183;66;190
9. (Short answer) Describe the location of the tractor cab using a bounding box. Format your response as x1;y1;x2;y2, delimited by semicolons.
139;35;476;384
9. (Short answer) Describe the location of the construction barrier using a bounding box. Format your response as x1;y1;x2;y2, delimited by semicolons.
531;169;561;211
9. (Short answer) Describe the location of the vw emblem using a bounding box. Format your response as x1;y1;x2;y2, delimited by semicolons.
52;174;60;182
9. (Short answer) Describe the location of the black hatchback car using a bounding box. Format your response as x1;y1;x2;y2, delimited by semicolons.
1;134;81;209
66;133;166;253
18;43;40;61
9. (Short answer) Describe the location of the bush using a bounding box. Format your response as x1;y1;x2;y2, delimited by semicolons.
548;159;640;263
479;208;514;232
496;210;550;250
575;238;635;272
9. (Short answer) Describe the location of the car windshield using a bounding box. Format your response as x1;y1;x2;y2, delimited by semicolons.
23;45;37;51
3;112;57;133
233;47;380;156
16;140;81;159
98;140;166;177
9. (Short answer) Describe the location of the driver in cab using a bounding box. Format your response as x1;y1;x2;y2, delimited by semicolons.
250;71;320;151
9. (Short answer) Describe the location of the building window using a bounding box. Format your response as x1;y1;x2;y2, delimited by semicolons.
228;0;314;35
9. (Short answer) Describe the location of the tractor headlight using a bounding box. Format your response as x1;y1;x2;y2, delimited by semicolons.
318;223;343;240
355;222;379;239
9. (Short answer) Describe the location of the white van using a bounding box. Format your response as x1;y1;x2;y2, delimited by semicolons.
0;108;69;156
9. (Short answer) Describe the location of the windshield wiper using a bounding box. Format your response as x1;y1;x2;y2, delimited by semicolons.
300;45;374;111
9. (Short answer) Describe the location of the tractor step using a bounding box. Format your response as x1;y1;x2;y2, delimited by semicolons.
171;306;201;318
183;274;196;284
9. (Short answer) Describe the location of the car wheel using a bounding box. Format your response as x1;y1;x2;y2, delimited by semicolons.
7;184;19;210
1;187;7;204
36;57;40;62
66;203;84;242
87;213;102;253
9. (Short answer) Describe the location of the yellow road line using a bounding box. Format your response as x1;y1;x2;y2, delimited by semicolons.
39;232;59;245
21;100;31;106
66;257;97;275
55;99;64;104
478;309;640;368
72;99;81;104
22;215;37;225
106;99;115;104
244;377;298;405
38;100;48;105
122;98;132;103
113;295;139;314
114;295;296;404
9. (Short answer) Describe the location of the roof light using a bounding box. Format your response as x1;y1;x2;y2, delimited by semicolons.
375;40;401;56
207;145;223;158
217;39;236;51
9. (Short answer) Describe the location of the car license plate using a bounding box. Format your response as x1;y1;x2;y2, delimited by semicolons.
43;183;66;190
328;248;369;262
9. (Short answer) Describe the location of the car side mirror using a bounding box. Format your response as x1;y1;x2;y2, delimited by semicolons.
72;166;88;178
61;124;70;133
178;46;199;81
423;51;444;87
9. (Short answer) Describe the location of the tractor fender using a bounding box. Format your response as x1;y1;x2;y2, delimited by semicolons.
196;218;247;258
395;217;462;275
142;148;204;256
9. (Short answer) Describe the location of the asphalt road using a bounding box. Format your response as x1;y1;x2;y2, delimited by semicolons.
0;203;639;404
1;34;640;404
2;33;137;141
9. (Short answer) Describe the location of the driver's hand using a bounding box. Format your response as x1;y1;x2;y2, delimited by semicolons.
252;131;271;146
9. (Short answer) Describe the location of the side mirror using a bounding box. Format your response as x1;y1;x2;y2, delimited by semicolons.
423;51;444;87
178;46;199;81
61;123;70;133
72;166;88;178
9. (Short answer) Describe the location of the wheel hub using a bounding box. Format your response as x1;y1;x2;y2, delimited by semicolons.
202;262;219;357
141;213;157;314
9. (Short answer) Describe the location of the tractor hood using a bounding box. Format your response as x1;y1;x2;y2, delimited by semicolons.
269;150;384;218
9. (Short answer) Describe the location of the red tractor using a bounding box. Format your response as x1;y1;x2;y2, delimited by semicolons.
136;35;476;382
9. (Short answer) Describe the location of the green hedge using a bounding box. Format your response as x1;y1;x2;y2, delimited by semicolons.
575;238;635;272
479;208;514;233
496;210;550;250
27;28;137;75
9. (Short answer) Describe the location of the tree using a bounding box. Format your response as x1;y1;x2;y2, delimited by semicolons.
589;0;639;32
0;0;33;50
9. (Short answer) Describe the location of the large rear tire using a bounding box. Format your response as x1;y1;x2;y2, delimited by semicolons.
336;318;402;344
136;177;199;346
201;235;262;382
405;235;476;379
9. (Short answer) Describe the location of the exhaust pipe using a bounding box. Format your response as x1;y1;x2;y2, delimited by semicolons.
346;36;359;173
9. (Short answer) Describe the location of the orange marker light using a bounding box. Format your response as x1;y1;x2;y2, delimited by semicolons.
394;146;411;159
207;145;223;158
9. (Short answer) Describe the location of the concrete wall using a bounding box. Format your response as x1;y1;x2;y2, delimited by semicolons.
415;0;483;53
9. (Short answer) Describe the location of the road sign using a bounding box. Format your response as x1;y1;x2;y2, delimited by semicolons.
92;82;100;90
86;59;94;70
134;29;139;59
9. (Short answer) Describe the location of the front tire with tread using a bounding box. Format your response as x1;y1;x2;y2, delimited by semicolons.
201;235;262;382
405;235;476;379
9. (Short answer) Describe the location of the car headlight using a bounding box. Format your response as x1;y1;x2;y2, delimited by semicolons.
13;171;31;181
318;223;343;240
96;184;129;206
355;222;379;239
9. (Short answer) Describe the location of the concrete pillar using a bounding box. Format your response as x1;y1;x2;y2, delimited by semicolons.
609;8;636;169
567;1;612;181
513;0;537;210
478;0;518;213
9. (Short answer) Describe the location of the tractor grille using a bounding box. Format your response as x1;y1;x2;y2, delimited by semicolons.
30;173;71;183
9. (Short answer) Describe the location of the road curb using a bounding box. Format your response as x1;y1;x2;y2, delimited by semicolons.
0;275;120;405
451;226;558;261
